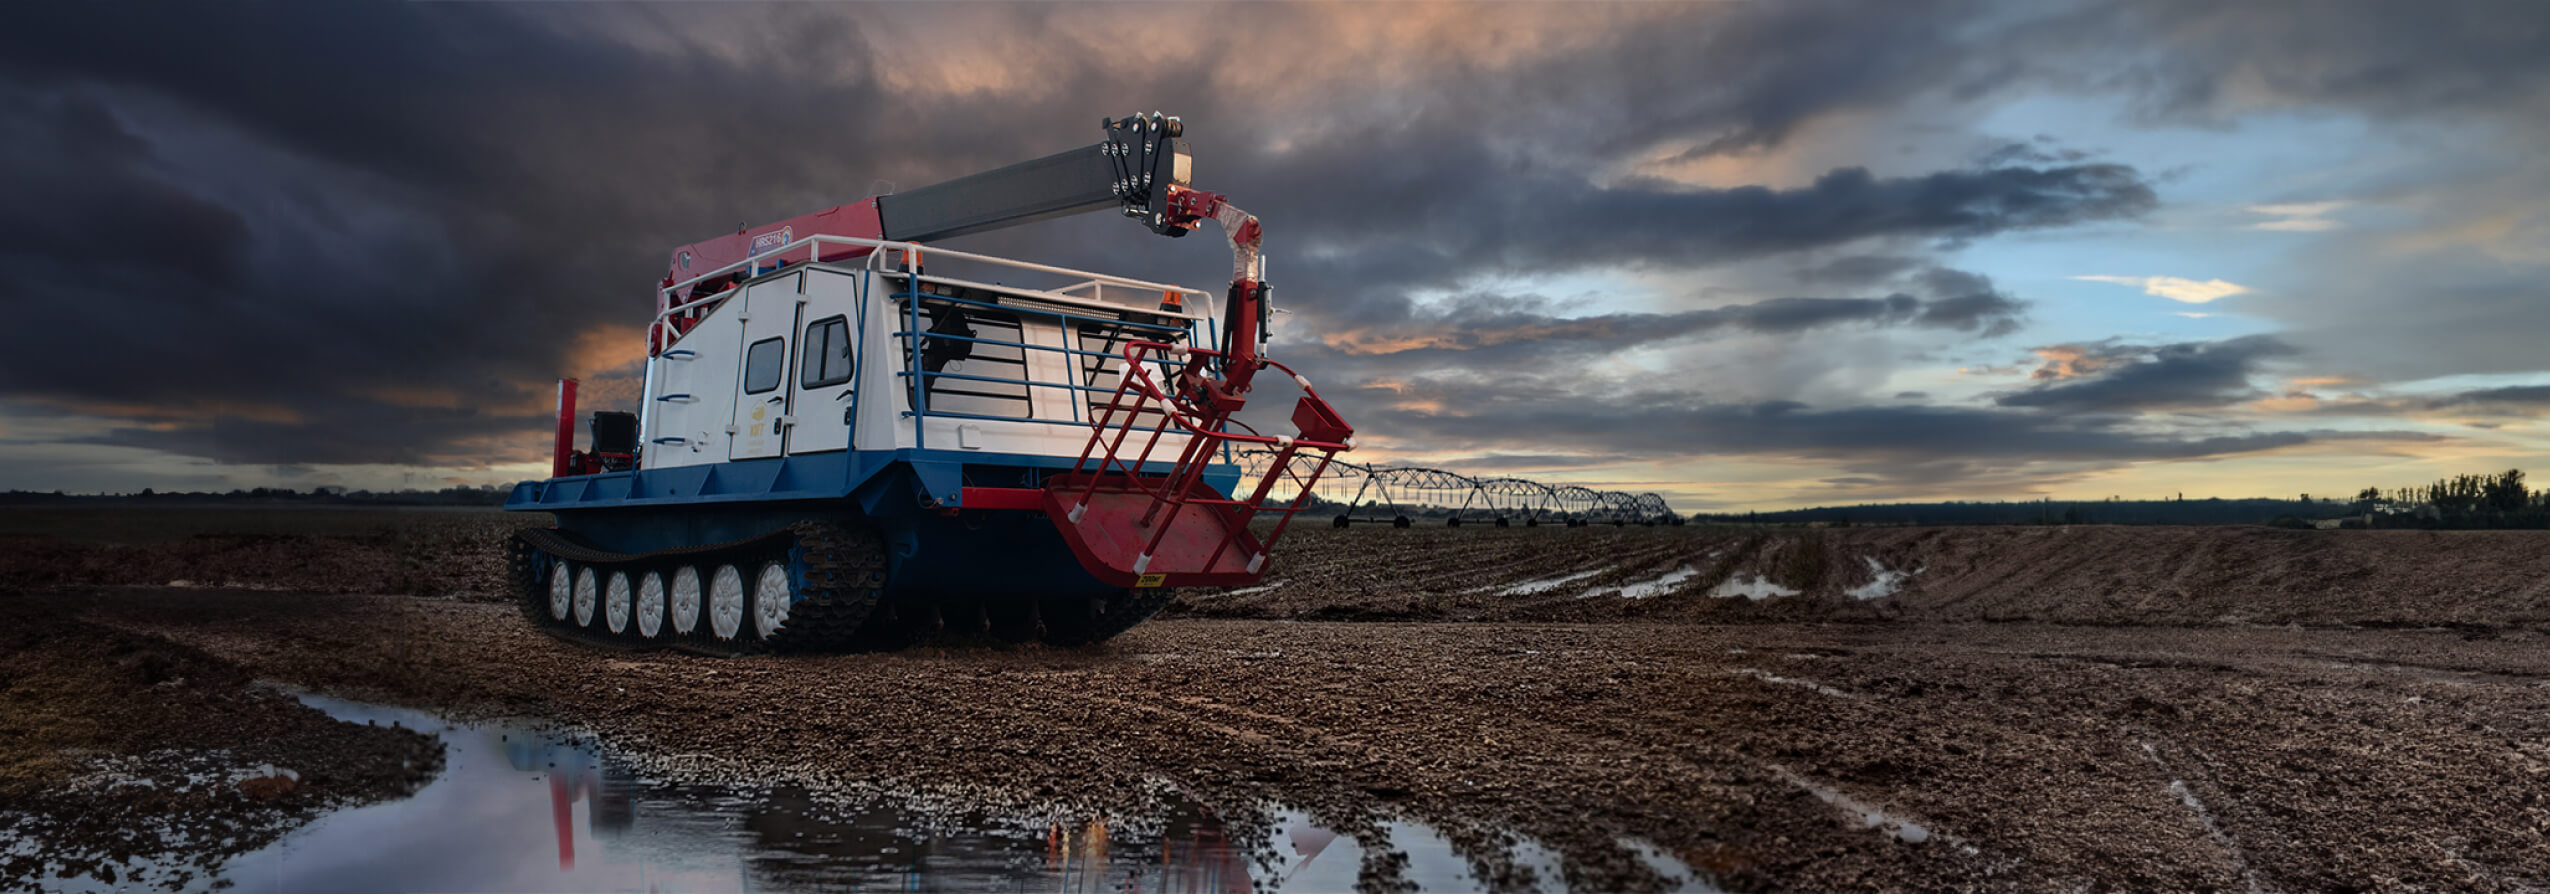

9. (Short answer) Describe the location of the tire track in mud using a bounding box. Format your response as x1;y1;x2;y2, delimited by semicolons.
1020;646;1753;892
1224;528;1739;620
2138;741;2269;894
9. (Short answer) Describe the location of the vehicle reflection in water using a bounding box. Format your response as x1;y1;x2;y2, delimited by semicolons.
223;694;1706;892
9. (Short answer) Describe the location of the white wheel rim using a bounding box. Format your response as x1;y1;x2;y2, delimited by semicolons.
548;561;573;620
605;572;632;634
573;568;598;627
636;572;665;638
709;565;746;640
752;563;792;640
670;566;702;634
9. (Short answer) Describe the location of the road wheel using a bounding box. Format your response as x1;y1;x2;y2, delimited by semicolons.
708;564;747;641
547;560;574;621
604;571;632;634
669;566;703;635
572;567;599;628
635;571;666;639
750;562;793;642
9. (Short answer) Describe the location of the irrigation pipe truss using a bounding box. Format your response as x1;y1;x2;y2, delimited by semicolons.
1231;448;1682;529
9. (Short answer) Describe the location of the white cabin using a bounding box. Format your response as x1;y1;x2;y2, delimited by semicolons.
639;238;1216;471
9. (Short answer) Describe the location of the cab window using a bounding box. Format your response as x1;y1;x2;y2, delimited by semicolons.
801;316;852;389
743;337;785;394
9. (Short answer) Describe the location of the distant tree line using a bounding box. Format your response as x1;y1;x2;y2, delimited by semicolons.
1693;496;2356;527
0;485;510;507
1695;468;2550;529
2348;469;2550;529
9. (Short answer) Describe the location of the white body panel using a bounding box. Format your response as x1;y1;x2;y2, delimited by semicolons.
729;280;801;460
643;306;743;467
638;258;1208;473
789;269;862;455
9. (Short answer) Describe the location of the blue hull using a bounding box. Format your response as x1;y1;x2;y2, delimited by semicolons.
506;448;1237;601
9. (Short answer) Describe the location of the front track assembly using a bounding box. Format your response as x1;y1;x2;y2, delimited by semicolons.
507;523;1172;655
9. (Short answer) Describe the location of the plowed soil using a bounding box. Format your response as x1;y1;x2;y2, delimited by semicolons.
7;512;2550;892
1181;524;2550;629
0;597;444;891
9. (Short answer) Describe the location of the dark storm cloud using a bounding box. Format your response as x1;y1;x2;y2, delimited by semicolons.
1346;375;2437;487
0;91;251;291
1324;267;2024;360
1241;152;2151;335
1549;164;2154;262
68;399;548;468
1996;336;2297;414
1800;255;1926;286
0;0;2171;481
0;2;918;469
2292;383;2550;421
1295;161;2156;270
1309;324;2407;491
2037;0;2550;124
2436;386;2550;407
1435;454;1637;472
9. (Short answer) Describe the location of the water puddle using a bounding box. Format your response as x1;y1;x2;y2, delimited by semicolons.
1845;557;1916;601
1708;575;1800;601
1499;568;1608;596
1619;836;1723;892
1605;565;1701;599
156;694;1714;893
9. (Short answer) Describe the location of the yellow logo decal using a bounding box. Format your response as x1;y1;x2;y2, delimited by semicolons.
1135;573;1166;588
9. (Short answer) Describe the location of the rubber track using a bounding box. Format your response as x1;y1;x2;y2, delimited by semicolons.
509;522;883;657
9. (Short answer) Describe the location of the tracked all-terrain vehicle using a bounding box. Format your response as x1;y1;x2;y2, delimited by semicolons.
504;115;1355;653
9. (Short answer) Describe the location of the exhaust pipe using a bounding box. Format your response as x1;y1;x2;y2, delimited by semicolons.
552;378;579;478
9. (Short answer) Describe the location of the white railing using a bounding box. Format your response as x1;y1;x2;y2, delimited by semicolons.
652;234;1217;337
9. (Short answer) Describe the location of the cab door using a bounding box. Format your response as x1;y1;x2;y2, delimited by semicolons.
790;309;857;453
729;280;801;460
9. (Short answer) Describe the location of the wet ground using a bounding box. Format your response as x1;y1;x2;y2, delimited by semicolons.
14;586;2544;892
0;603;443;892
202;694;1683;893
10;514;2550;891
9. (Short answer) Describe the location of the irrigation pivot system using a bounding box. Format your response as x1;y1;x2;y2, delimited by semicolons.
1233;448;1681;528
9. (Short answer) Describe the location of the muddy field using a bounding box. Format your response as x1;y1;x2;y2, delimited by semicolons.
6;508;2550;891
0;599;444;891
1190;523;2550;629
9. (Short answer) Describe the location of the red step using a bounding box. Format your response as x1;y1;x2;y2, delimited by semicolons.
1041;472;1267;589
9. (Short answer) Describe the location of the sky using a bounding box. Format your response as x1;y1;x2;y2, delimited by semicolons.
4;1;2548;511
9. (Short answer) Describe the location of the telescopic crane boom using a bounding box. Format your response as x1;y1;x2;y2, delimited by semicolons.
665;113;1274;404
